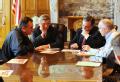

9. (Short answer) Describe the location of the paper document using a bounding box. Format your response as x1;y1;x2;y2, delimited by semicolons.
77;51;95;56
49;65;81;74
7;59;28;64
62;49;80;53
0;70;13;77
86;52;95;56
46;48;60;51
76;61;101;67
40;50;59;54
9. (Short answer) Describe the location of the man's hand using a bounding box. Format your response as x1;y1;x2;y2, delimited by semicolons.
82;57;90;61
70;43;79;49
77;51;87;56
35;44;49;51
82;45;91;51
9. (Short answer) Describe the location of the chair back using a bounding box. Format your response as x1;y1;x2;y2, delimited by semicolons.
50;23;67;42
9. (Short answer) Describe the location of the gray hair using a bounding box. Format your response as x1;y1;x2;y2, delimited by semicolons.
98;19;114;30
39;14;50;24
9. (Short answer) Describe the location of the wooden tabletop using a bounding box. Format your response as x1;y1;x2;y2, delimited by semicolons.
0;50;102;82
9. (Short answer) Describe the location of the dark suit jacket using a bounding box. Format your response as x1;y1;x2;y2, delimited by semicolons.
70;26;106;50
32;25;64;49
104;51;116;68
103;51;120;76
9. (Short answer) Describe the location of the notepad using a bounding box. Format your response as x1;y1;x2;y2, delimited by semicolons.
76;61;101;67
7;59;28;64
40;50;59;54
46;48;60;51
77;51;95;56
0;70;13;77
62;49;80;53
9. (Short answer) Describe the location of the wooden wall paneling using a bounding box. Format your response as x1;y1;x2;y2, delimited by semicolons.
0;0;10;48
37;0;50;16
21;0;37;17
37;0;49;11
0;0;3;11
21;0;50;17
25;0;36;10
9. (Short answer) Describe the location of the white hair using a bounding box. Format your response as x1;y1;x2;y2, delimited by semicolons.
98;19;114;30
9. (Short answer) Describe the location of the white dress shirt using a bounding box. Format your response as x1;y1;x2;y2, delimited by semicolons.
88;29;120;62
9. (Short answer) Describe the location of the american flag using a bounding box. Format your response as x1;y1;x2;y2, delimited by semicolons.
12;0;21;25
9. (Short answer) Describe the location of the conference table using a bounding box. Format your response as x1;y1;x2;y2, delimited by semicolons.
0;49;102;82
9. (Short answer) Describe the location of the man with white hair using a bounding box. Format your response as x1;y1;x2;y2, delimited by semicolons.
82;18;120;62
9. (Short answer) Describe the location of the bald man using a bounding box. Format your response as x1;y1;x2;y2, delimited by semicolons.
82;19;120;62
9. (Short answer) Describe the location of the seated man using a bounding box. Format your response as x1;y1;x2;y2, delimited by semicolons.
112;34;120;65
102;31;120;82
32;14;64;50
69;15;105;50
82;18;120;62
104;33;120;71
0;16;34;63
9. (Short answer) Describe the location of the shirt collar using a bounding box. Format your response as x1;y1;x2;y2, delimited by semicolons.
105;29;116;39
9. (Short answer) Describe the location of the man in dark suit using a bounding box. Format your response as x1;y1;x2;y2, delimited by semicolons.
70;15;105;50
32;14;64;50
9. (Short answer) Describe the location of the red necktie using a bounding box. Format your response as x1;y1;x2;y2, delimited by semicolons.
81;37;86;46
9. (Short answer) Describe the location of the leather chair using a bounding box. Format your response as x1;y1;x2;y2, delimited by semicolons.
50;23;67;42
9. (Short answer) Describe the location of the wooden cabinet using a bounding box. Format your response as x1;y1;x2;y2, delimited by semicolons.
21;0;50;17
67;16;83;30
67;16;83;41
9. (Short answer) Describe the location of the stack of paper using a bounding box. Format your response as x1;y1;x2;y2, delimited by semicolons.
46;48;60;51
62;49;80;53
76;61;101;67
77;51;95;56
7;59;28;64
0;70;13;77
40;50;59;54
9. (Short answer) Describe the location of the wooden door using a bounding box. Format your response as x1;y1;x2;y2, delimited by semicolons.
0;0;10;48
21;0;50;17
